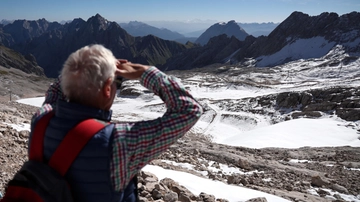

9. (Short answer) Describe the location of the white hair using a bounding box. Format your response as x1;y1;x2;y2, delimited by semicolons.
61;44;117;103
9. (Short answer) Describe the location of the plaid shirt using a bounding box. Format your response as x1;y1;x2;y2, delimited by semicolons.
32;66;203;192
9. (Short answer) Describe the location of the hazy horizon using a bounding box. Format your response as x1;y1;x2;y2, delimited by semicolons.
0;0;359;24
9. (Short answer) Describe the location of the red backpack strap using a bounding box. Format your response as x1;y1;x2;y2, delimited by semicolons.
29;111;55;162
48;119;109;176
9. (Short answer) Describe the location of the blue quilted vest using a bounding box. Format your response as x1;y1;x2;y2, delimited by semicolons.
31;100;137;202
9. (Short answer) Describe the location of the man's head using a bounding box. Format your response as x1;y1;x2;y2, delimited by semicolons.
61;44;118;110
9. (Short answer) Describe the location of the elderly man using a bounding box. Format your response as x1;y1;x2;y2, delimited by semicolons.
29;44;203;201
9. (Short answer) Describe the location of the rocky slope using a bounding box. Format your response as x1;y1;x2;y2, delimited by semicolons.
0;94;359;202
0;45;44;76
0;65;51;100
0;61;359;201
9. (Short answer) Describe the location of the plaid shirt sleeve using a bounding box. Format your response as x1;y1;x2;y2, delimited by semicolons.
43;76;66;106
31;77;64;126
110;66;203;191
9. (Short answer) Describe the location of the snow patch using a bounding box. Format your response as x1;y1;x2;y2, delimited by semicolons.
257;37;336;67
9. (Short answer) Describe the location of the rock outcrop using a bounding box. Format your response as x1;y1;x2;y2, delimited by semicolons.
275;87;360;121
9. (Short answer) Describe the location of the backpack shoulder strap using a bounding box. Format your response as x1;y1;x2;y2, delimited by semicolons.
48;119;109;176
29;111;55;162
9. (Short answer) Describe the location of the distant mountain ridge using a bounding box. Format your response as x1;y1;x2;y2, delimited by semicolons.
195;20;249;45
0;14;187;77
119;21;184;40
119;21;197;44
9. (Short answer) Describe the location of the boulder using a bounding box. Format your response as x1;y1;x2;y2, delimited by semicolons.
199;192;216;202
246;197;268;202
330;183;349;194
311;175;329;187
163;191;178;202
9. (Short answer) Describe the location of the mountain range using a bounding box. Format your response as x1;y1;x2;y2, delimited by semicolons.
0;11;359;78
163;11;360;71
0;14;188;77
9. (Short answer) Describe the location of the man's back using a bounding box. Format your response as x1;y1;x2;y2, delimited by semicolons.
28;45;203;201
36;101;119;201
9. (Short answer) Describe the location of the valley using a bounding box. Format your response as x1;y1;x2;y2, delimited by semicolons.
0;9;359;202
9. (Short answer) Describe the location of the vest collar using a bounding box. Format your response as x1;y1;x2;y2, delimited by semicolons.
56;100;112;121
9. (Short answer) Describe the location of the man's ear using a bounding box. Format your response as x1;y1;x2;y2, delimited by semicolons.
102;78;112;98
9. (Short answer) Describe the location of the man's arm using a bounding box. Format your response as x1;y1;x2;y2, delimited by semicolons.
31;77;65;126
111;64;203;191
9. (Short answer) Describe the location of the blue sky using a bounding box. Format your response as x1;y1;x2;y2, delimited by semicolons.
0;0;359;23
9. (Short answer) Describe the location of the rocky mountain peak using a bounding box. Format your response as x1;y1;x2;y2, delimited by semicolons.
195;20;249;45
287;11;309;20
87;13;109;31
